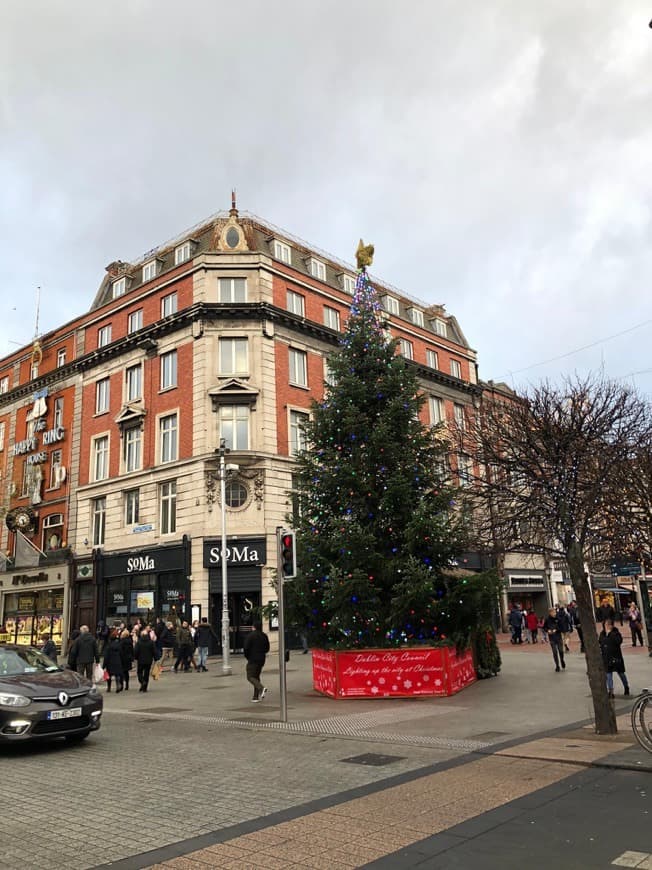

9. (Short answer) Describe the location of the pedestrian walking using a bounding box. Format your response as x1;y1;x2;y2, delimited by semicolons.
599;619;630;699
243;622;270;702
119;628;134;690
173;621;193;672
627;602;644;648
568;601;584;652
542;608;566;672
40;633;58;662
69;625;100;680
526;611;539;644
103;629;124;692
195;617;218;672
134;628;156;692
508;605;523;644
557;605;572;652
522;609;531;644
596;598;615;628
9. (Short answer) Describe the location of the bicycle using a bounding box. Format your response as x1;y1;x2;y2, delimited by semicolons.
631;687;652;752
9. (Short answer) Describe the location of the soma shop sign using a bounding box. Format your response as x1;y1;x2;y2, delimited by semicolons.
203;537;266;568
103;544;186;577
312;647;477;699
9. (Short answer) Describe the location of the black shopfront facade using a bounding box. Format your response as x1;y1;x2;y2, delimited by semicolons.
203;536;266;653
98;538;191;628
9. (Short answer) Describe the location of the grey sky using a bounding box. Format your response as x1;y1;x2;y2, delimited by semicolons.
2;1;651;395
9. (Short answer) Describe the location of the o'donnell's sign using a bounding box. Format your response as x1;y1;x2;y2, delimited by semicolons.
203;537;266;568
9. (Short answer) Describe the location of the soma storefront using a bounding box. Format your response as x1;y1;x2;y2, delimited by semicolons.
98;539;191;628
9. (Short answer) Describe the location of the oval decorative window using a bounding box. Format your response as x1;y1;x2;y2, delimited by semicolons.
225;227;240;249
225;480;248;508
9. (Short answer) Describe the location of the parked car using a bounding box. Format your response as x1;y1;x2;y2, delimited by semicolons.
0;645;103;744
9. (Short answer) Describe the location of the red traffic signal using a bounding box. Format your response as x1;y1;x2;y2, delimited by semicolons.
280;529;297;579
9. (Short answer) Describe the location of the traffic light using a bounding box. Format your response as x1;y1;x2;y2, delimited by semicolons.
280;529;297;579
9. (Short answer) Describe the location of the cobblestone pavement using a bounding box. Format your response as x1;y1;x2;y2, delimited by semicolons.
0;645;649;870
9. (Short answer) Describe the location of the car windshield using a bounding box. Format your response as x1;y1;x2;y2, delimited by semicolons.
0;647;62;677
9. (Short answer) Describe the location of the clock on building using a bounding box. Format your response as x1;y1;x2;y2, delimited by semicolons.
5;506;36;534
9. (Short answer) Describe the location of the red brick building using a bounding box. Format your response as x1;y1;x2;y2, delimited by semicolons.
0;204;482;652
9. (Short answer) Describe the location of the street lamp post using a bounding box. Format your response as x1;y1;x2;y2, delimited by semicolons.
217;439;232;676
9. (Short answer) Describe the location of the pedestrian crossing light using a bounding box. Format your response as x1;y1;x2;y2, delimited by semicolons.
280;529;297;579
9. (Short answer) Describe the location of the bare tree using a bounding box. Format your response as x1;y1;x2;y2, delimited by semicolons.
461;374;651;734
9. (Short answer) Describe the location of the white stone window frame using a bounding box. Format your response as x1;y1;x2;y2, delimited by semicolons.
289;347;308;388
54;397;64;429
0;376;8;394
289;407;310;456
323;306;340;331
160;349;178;391
433;318;447;337
161;292;178;318
112;277;126;298
92;496;107;547
174;241;192;265
287;290;305;317
124;488;140;526
159;411;179;464
219;336;249;376
399;338;413;360
142;260;158;282
125;363;143;402
56;348;66;367
450;359;462;379
48;449;63;490
95;377;110;414
309;258;326;281
128;309;143;334
408;308;424;327
382;295;399;315
273;240;292;264
98;324;112;348
453;403;466;430
160;480;177;535
92;433;110;482
426;349;439;370
218;404;250;451
123;424;142;474
429;396;444;425
218;276;248;303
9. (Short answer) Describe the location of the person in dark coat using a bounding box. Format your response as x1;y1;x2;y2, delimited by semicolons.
542;608;566;672
596;599;615;627
103;629;124;692
556;606;572;652
119;629;134;690
195;617;218;672
69;625;100;680
40;633;58;662
66;629;81;670
599;619;630;699
134;628;156;692
508;605;523;644
243;622;270;702
173;621;193;673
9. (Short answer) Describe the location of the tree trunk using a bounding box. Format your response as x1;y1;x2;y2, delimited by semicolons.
567;543;617;734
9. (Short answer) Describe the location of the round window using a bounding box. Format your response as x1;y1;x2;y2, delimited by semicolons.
225;480;248;508
225;227;240;249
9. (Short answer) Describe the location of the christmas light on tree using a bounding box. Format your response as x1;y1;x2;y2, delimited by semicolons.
285;243;500;659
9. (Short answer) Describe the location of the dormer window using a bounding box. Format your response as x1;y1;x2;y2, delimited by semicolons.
408;308;424;327
433;318;447;338
382;295;399;316
308;258;326;281
142;260;158;282
272;240;291;264
174;242;192;265
340;274;356;295
112;277;126;298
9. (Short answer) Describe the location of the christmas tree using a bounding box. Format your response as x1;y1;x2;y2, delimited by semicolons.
287;247;480;650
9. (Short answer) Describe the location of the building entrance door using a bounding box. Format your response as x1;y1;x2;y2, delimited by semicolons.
210;591;261;654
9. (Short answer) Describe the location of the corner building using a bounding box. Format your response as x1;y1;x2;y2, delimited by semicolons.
0;205;481;652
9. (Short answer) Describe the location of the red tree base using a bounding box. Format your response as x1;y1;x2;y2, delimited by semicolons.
312;646;476;699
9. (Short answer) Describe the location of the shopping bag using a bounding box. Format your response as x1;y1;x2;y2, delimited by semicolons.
103;668;110;682
151;661;162;681
93;663;104;683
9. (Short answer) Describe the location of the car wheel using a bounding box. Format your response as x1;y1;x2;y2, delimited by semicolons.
64;732;90;743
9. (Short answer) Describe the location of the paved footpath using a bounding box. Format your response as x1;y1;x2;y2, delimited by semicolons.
0;640;650;869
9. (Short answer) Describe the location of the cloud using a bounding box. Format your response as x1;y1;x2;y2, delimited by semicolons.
1;0;651;395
